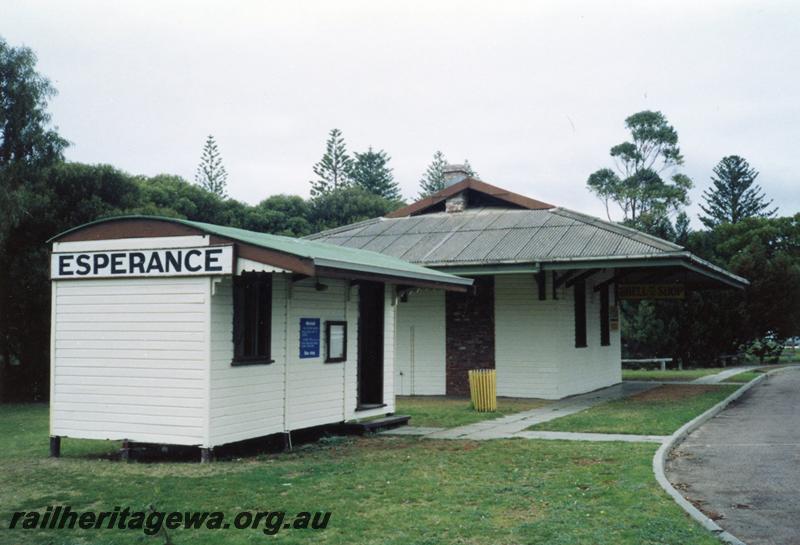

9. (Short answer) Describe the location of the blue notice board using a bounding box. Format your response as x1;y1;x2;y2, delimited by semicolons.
299;318;321;358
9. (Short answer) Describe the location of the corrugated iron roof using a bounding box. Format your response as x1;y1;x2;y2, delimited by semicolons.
307;188;747;288
308;207;680;266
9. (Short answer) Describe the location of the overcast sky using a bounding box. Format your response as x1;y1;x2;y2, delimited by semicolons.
6;0;799;225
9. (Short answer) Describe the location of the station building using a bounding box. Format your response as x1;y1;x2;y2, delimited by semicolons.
309;168;748;399
48;216;470;459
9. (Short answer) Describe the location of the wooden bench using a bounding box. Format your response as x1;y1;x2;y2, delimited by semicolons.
718;354;742;368
622;358;678;371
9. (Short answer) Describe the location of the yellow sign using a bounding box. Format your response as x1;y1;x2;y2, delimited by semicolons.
618;284;685;300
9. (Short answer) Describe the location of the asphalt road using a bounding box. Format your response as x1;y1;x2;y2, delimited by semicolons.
666;368;800;545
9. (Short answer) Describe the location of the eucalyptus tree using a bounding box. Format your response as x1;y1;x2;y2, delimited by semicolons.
586;110;692;225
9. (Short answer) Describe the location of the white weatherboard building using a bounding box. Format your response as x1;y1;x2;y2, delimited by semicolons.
48;216;470;460
309;167;749;400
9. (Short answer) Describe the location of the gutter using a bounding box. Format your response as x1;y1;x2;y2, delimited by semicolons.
423;252;747;289
537;252;749;289
312;258;474;288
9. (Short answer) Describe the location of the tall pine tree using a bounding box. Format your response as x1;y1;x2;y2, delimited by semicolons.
194;135;228;198
310;128;353;197
418;150;448;197
352;147;400;200
700;155;776;228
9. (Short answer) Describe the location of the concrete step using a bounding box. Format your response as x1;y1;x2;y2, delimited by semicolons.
333;415;411;435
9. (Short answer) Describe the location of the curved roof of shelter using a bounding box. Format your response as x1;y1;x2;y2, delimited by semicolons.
49;215;473;290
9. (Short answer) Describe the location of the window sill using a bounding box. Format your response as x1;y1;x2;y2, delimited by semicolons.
231;359;274;367
325;358;346;364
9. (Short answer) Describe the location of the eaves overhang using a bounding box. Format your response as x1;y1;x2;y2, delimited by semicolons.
426;252;748;289
535;252;748;289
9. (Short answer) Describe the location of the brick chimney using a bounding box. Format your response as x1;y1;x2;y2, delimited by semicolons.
443;164;469;213
443;164;469;187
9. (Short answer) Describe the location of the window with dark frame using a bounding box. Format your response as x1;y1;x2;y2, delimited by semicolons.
574;279;587;348
600;284;610;346
232;273;273;365
325;321;347;363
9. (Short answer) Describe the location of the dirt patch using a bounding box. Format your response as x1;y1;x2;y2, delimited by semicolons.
668;447;694;461
491;505;544;526
424;440;483;452
354;436;414;451
629;384;720;402
572;457;611;466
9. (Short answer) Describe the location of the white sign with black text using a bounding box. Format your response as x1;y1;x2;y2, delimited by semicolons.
51;245;234;279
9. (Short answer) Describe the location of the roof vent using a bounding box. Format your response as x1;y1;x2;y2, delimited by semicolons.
443;164;469;188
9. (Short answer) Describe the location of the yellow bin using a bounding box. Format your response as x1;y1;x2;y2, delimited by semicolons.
468;369;497;412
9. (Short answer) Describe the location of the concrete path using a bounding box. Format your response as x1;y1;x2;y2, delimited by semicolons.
692;366;759;385
514;430;668;443
666;368;800;545
382;381;660;441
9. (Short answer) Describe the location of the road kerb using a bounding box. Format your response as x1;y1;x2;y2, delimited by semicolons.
653;367;795;545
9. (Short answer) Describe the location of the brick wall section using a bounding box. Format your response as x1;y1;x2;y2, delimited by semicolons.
445;276;495;395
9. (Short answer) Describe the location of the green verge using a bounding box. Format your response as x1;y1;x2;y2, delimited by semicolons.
0;404;720;545
396;396;549;428
726;370;763;383
621;368;726;382
529;385;740;436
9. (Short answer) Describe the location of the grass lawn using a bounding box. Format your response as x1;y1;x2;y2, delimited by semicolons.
396;396;549;428
779;347;800;363
529;384;740;436
0;404;721;545
726;370;764;383
621;367;726;382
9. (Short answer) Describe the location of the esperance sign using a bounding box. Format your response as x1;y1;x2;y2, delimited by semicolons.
51;246;234;279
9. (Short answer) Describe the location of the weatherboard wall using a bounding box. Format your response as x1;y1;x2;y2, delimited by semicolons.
555;271;621;398
51;235;398;448
207;274;288;447
391;271;621;399
50;275;210;445
284;277;352;430
208;274;369;445
50;236;213;445
394;289;446;395
494;271;620;399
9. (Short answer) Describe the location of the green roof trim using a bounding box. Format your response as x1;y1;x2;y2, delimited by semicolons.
49;215;473;288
